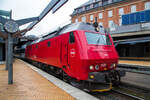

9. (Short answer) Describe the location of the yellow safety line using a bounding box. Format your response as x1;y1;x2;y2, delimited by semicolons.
91;83;113;92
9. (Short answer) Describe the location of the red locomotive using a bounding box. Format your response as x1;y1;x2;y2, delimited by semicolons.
25;22;125;92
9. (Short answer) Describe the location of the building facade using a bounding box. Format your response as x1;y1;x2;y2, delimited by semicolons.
71;0;150;30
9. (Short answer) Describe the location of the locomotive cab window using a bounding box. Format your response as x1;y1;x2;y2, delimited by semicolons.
85;32;112;45
69;32;75;43
47;41;51;47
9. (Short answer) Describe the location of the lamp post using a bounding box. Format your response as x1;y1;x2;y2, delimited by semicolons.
4;19;19;84
5;10;12;71
0;14;39;84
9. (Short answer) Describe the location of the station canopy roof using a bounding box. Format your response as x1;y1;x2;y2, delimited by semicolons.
0;10;10;17
116;37;150;45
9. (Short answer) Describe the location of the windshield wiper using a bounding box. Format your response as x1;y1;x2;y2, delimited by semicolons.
96;36;101;45
96;35;106;45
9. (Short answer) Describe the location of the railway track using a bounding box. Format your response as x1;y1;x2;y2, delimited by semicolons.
119;82;150;99
91;90;141;100
117;64;150;75
118;68;150;75
120;82;150;93
92;82;150;100
118;64;150;71
111;89;144;100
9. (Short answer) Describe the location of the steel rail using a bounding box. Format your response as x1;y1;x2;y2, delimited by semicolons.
120;82;150;93
117;68;150;75
112;89;144;100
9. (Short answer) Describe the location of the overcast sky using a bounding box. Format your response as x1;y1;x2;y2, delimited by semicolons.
0;0;88;36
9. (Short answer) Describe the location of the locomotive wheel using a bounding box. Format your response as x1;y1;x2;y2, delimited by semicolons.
70;79;82;89
62;71;70;83
38;62;42;68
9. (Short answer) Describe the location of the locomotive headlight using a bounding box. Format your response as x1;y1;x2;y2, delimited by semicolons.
95;65;99;70
89;65;94;70
89;75;94;79
110;63;116;68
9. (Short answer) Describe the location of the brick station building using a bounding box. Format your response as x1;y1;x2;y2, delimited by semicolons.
71;0;150;29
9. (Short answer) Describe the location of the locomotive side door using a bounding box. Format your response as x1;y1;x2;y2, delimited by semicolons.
67;32;77;75
61;34;69;67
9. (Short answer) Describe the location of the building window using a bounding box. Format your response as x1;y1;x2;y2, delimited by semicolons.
119;18;122;26
99;1;102;6
119;8;124;15
90;15;94;21
108;20;113;28
99;22;103;27
93;2;99;8
145;2;150;10
98;12;103;19
81;16;86;22
0;23;4;31
90;4;93;8
85;5;90;10
77;8;82;13
108;0;112;4
131;5;136;13
75;18;78;23
108;20;116;31
108;10;113;17
82;7;85;11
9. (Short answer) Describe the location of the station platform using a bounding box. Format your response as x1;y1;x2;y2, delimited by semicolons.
119;60;150;67
0;61;5;65
0;59;98;100
119;57;150;61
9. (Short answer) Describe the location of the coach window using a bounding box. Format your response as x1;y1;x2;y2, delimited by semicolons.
69;32;75;44
47;41;51;47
